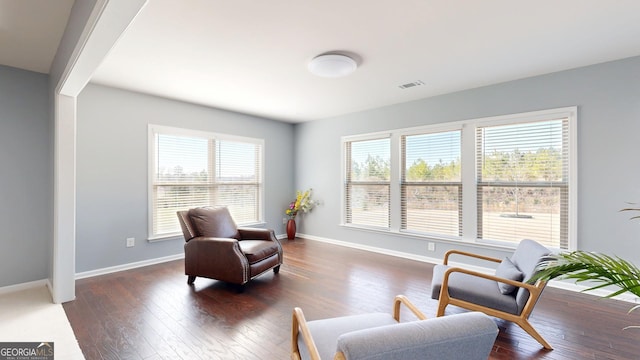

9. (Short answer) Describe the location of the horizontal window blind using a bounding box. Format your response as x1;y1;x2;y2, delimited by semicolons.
402;130;462;237
345;137;390;228
476;118;569;248
151;129;263;238
214;139;262;224
153;134;210;236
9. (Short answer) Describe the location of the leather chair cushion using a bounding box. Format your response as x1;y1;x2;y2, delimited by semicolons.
239;240;280;264
188;207;240;239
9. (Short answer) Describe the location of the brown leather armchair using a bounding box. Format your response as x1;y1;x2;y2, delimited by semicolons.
177;206;283;289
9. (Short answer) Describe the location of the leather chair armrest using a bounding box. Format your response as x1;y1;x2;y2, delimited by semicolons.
237;227;277;241
185;236;244;257
186;236;240;245
184;237;249;284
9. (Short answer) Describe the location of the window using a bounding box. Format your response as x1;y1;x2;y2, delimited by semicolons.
342;107;576;250
401;130;462;237
149;125;263;239
476;118;569;249
344;136;391;229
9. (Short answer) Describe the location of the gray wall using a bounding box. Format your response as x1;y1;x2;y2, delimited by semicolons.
75;84;295;273
295;56;640;265
0;66;51;287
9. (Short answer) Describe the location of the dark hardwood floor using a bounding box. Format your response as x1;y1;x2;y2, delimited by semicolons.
64;238;640;359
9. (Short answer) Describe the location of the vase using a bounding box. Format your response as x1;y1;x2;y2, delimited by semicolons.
286;219;296;240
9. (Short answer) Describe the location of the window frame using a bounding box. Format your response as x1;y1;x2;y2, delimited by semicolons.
148;124;265;241
400;127;463;240
472;112;574;250
341;107;577;251
341;132;392;230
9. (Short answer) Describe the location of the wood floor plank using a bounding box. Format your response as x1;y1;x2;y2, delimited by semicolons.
64;238;640;359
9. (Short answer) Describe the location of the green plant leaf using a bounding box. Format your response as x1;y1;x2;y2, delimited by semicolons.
531;251;640;298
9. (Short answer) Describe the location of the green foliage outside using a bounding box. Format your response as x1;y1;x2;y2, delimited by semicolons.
350;146;562;183
351;154;390;181
350;147;563;214
482;147;562;182
406;158;460;182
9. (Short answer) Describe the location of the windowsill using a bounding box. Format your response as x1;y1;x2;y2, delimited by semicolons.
339;223;520;252
238;222;268;228
148;233;183;243
148;222;268;243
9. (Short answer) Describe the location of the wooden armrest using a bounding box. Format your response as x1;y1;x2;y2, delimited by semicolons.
442;267;542;293
443;249;502;265
392;295;427;321
334;352;347;360
291;307;321;360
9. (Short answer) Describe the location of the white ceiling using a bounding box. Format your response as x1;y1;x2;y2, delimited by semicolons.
0;0;74;73
4;1;640;123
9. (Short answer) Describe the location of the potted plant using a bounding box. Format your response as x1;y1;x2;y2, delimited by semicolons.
285;189;316;240
531;206;640;330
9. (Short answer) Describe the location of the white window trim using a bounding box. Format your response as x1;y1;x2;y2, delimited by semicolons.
341;107;577;251
340;132;392;231
147;124;265;241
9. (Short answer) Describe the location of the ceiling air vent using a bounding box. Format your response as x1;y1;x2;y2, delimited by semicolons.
398;80;425;89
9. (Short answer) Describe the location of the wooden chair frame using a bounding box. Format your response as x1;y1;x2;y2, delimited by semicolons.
436;249;552;350
291;295;427;360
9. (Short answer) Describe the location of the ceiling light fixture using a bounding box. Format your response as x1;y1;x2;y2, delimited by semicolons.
308;54;357;78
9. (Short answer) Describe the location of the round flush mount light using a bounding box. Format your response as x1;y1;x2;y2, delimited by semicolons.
308;54;357;78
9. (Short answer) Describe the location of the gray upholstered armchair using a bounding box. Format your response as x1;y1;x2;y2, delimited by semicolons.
431;239;552;349
291;295;498;360
177;206;283;289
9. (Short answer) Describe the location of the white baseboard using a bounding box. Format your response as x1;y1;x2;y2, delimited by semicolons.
0;279;49;296
298;233;640;304
75;253;184;279
547;279;640;303
298;233;443;264
0;255;185;298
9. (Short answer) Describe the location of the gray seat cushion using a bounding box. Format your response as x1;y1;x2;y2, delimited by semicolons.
336;312;498;360
299;313;397;360
431;264;519;315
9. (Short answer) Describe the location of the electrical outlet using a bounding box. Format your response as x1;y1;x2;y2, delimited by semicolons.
126;237;135;248
282;217;288;224
427;242;435;252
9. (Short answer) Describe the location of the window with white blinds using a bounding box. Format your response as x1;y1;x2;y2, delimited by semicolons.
342;107;575;250
149;125;263;239
402;130;462;237
344;137;391;229
476;118;569;249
